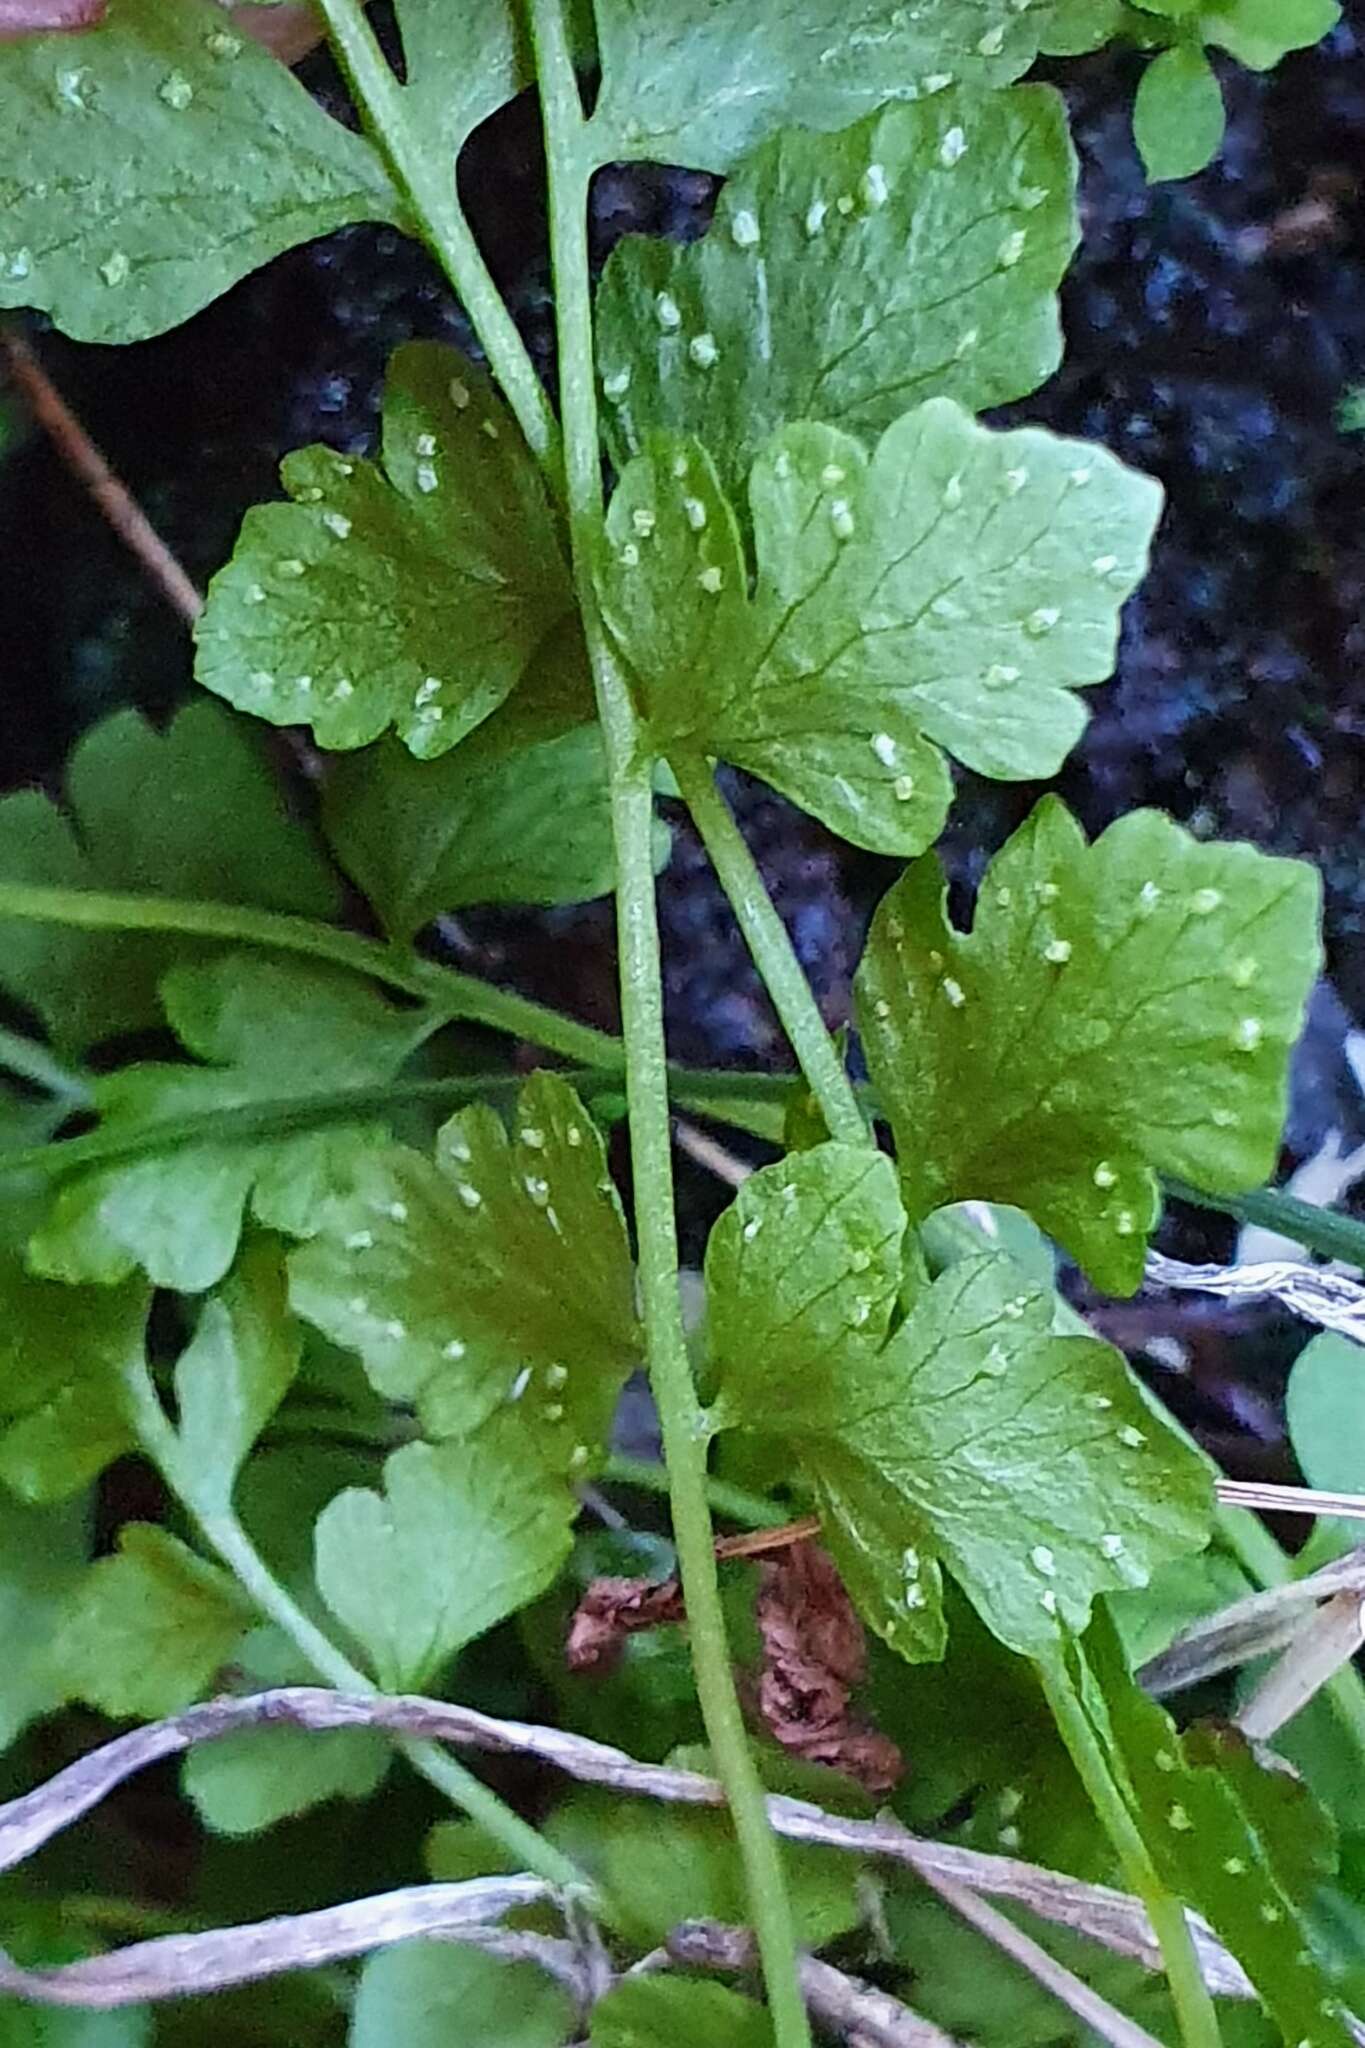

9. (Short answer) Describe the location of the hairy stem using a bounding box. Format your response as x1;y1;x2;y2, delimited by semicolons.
1038;1658;1223;2048
528;7;812;2042
313;0;560;483
117;1353;585;1893
671;753;867;1148
602;1453;797;1530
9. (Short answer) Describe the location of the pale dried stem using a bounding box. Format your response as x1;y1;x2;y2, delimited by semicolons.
0;1686;1259;2009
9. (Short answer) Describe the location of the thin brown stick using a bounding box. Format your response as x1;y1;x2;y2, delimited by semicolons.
714;1516;823;1561
673;1116;754;1188
1216;1478;1365;1522
0;328;203;623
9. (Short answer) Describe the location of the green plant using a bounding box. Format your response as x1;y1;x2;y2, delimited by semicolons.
0;4;1360;2047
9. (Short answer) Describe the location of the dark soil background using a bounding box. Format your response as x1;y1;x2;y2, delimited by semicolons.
2;17;1364;1481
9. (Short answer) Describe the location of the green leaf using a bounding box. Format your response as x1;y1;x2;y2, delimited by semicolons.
394;0;537;158
423;1819;523;1882
0;1489;89;1753
597;407;1161;856
0;0;402;344
587;0;1104;171
195;344;572;760
350;1943;574;2048
1285;1332;1365;1540
183;1721;389;1837
704;1143;906;1411
597;88;1078;499
289;1071;640;1472
857;795;1321;1292
29;953;430;1293
1076;1616;1353;2048
1133;45;1226;180
0;1261;148;1503
0;701;341;1053
1201;0;1340;71
322;629;625;936
52;1525;250;1718
548;1786;861;1949
0;1991;148;2048
708;1146;1213;1659
314;1425;574;1691
171;1245;300;1514
592;1978;775;2048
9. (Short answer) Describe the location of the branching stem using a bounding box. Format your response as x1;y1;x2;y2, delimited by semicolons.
313;0;561;485
116;1352;585;1894
527;6;812;2041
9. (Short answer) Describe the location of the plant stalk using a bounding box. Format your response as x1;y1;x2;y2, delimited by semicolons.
313;0;561;484
117;1353;584;1893
0;879;619;1070
1037;1658;1223;2048
527;6;812;2040
671;753;867;1149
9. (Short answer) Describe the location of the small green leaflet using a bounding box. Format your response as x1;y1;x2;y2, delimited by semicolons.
1071;1616;1354;2048
0;1490;88;1754
706;1143;1212;1660
597;88;1078;499
1285;1332;1365;1539
0;1261;147;1503
51;1525;250;1719
169;1245;300;1516
289;1071;640;1472
0;0;403;344
591;1978;775;2048
350;1942;574;2048
29;954;430;1294
597;407;1160;856
1133;45;1226;180
322;629;622;936
393;0;536;159
314;1423;575;1692
0;701;340;1054
587;0;1115;171
195;345;571;760
857;796;1321;1293
1202;0;1340;72
184;1721;390;1838
183;1625;388;1835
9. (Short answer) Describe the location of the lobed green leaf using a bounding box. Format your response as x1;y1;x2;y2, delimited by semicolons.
598;407;1160;855
1075;1615;1354;2048
0;701;340;1054
171;1245;301;1515
289;1071;640;1475
587;0;1121;171
857;795;1322;1291
0;1489;89;1754
29;954;430;1293
314;1421;575;1692
707;1144;1212;1660
591;1977;776;2047
0;1261;148;1503
322;626;627;937
50;1525;250;1719
0;0;402;344
195;345;572;760
1133;44;1226;180
350;1942;574;2048
597;87;1078;499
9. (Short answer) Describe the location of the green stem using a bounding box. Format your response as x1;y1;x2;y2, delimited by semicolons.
1164;1176;1365;1273
602;1453;796;1530
0;1025;91;1104
1037;1658;1223;2048
528;9;810;2042
312;0;561;484
0;880;619;1071
118;1355;585;1894
671;754;867;1149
